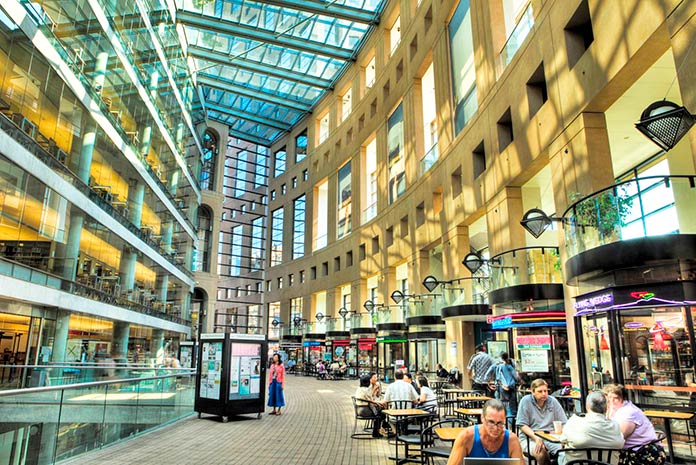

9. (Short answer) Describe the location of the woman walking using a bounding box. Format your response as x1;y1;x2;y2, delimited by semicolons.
268;352;286;415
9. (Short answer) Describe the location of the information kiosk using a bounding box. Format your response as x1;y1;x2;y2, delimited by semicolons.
195;333;268;421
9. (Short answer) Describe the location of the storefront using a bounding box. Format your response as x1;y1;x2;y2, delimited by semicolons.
349;312;378;377
407;321;446;376
376;324;407;382
489;311;569;390
574;282;696;410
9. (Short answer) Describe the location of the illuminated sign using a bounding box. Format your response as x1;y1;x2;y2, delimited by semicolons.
624;321;647;331
303;341;321;347
516;335;551;349
574;292;613;311
333;339;350;346
376;337;407;343
491;317;513;329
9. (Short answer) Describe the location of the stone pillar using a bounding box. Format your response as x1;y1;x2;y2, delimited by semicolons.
128;181;146;228
50;311;70;363
111;322;129;361
93;52;109;93
156;273;169;306
77;125;97;185
160;220;173;253
118;249;137;292
58;207;85;281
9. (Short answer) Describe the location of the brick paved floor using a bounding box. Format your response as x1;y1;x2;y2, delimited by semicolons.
60;376;394;465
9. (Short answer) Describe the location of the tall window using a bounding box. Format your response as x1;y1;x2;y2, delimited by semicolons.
340;88;352;124
363;138;378;223
388;103;405;204
420;63;438;173
295;131;307;163
254;147;268;188
313;179;328;250
200;130;217;190
365;55;376;90
293;195;306;259
251;216;264;271
268;301;280;339
231;225;243;275
449;0;478;135
271;208;284;266
318;112;330;144
499;0;534;69
274;148;286;177
337;161;352;239
196;206;212;272
235;150;248;197
390;16;401;55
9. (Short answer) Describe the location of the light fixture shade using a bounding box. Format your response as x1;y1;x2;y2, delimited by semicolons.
462;252;484;274
315;312;324;321
635;100;695;152
271;319;280;327
422;275;439;292
363;300;375;312
338;307;349;318
521;208;552;239
292;316;301;326
391;290;404;304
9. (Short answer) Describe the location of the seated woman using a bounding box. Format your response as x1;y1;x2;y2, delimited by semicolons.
603;384;666;465
355;374;388;438
417;376;438;413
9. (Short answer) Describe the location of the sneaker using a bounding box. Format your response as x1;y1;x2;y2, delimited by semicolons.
379;427;388;437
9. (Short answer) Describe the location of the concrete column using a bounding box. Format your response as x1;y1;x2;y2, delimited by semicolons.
152;329;165;365
160;220;173;253
111;322;130;361
140;125;153;158
326;288;337;318
93;52;109;92
58;207;85;281
50;311;70;363
156;273;169;306
77;124;98;185
168;170;180;196
128;181;146;228
118;249;137;292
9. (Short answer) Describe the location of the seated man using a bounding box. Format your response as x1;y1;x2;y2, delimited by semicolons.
447;399;525;465
384;369;419;406
559;391;624;465
355;374;389;438
516;378;567;465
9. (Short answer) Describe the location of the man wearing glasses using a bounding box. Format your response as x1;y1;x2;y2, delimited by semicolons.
446;399;524;465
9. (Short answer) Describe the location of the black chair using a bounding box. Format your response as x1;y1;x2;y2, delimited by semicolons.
516;426;538;465
556;447;623;465
395;412;436;464
351;396;380;439
422;419;468;464
565;460;612;465
389;400;415;410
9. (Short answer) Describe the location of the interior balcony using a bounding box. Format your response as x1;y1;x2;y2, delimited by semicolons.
439;276;492;322
562;175;696;287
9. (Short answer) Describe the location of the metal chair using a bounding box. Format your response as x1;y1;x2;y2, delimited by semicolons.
422;418;468;464
556;447;623;465
565;460;612;465
394;412;436;464
351;396;380;439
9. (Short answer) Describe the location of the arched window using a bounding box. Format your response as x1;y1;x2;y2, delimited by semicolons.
196;206;213;272
200;130;217;190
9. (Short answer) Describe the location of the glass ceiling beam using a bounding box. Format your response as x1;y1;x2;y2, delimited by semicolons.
178;11;354;61
189;45;332;89
197;74;312;112
258;0;380;25
224;126;273;147
206;102;292;132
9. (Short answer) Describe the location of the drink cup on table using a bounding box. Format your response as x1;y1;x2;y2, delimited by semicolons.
553;421;563;434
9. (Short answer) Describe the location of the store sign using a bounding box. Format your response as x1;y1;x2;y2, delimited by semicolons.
491;317;513;329
358;344;374;350
377;337;407;343
516;335;551;350
303;341;321;347
624;321;647;331
333;339;350;347
574;292;613;311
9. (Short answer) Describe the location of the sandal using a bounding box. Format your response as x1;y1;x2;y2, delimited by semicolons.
276;412;282;416
268;411;276;415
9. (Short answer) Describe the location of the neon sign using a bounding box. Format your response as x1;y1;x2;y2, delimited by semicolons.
573;292;613;310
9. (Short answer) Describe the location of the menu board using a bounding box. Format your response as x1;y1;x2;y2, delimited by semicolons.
229;343;262;400
200;342;223;399
520;349;549;372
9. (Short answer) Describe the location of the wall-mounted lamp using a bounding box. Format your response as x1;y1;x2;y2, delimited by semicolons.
363;300;376;313
293;316;302;327
520;208;563;239
390;290;419;304
315;312;324;322
271;318;281;328
635;100;695;152
462;252;498;274
422;275;441;292
338;307;350;320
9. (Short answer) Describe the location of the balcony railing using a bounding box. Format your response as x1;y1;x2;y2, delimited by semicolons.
0;370;194;464
304;321;326;335
405;294;444;319
419;143;439;176
498;3;534;73
280;325;302;338
351;311;376;329
326;317;350;332
441;276;490;306
374;305;405;325
489;246;562;291
362;201;378;223
563;175;696;258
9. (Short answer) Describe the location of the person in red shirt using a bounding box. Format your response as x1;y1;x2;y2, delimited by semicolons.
268;353;286;415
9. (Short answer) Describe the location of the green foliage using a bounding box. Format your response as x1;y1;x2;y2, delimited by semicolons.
569;188;633;240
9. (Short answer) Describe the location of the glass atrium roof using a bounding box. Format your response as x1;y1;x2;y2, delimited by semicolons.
178;0;386;146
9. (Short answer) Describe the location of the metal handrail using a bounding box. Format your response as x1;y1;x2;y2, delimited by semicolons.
0;370;195;397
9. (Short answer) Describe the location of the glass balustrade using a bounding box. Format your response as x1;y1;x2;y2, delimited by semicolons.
279;325;302;338
441;276;490;306
407;294;444;319
351;312;376;329
498;3;534;73
374;305;405;325
489;246;562;291
563;175;696;258
304;321;326;335
0;370;194;464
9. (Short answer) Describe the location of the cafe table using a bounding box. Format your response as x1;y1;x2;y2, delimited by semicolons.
442;389;478;416
383;408;429;464
457;395;492;408
643;409;695;464
534;430;562;443
435;426;466;442
455;407;483;423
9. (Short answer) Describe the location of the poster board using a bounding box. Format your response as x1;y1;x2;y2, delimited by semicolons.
228;342;262;400
487;341;508;359
200;341;223;399
520;349;549;372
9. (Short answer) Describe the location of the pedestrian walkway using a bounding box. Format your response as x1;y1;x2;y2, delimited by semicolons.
61;376;392;465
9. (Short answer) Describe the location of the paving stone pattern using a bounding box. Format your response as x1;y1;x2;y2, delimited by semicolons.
60;376;394;465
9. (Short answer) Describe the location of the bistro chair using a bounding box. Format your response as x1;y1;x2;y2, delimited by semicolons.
395;411;435;464
422;418;468;464
565;460;612;465
555;447;623;465
351;396;380;439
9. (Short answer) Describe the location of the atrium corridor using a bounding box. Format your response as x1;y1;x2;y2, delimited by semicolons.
61;376;391;465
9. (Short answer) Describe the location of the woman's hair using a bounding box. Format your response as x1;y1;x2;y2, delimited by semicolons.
359;374;371;387
530;378;548;392
272;353;282;364
418;377;429;388
602;383;627;401
501;352;512;364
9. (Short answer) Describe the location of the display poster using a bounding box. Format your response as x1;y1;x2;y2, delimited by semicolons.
516;335;551;350
200;342;223;399
520;349;549;372
487;341;508;359
180;345;193;368
228;343;262;400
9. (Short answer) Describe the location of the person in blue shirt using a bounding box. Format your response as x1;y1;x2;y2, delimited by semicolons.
485;352;520;417
447;399;524;465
